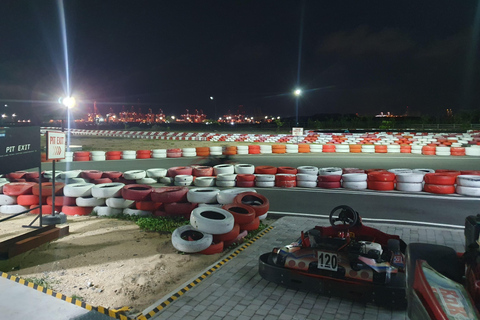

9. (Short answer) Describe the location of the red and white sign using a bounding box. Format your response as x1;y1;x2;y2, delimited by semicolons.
46;131;66;160
292;127;304;136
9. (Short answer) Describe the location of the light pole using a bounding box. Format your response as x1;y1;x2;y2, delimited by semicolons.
61;96;76;152
294;88;302;126
210;96;217;120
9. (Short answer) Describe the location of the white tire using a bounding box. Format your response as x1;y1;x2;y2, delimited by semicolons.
260;145;272;154
106;197;135;209
0;204;28;214
361;145;375;153
436;151;451;156
466;147;480;156
59;170;82;179
213;164;235;175
174;181;193;186
235;164;255;174
187;188;220;204
237;146;249;155
341;173;367;182
255;181;275;188
56;177;87;185
171;225;213;253
194;177;216;187
297;166;319;175
123;170;146;180
413;168;435;174
93;206;122;216
43;170;62;179
396;182;424;192
388;168;413;175
91;156;106;161
91;183;125;198
296;181;317;188
0;194;17;205
217;188;256;205
255;174;275;182
136;177;157;185
152;152;167;159
146;168;167;178
216;180;236;187
198;203;223;208
456;185;480;196
152;149;167;154
63;183;95;197
76;196;106;207
396;173;425;183
216;173;237;181
190;207;234;234
456;175;480;187
258;211;268;220
90;151;106;156
318;167;343;175
182;152;197;157
342;181;368;190
123;208;152;217
296;174;317;181
159;177;174;185
122;150;136;155
122;154;137;160
174;175;194;183
335;145;350;153
210;146;222;153
310;145;323;153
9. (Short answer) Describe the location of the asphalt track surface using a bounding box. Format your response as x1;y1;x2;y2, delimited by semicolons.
41;153;480;227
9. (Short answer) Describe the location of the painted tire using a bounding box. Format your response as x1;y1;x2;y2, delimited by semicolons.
297;166;319;175
456;175;480;187
317;175;342;182
3;182;36;196
80;170;103;180
171;225;213;253
63;183;95;197
367;181;395;190
17;195;46;206
317;181;341;189
341;173;367;182
396;182;423;192
187;188;220;204
0;205;29;214
47;196;76;206
258;211;268;220
342;181;368;190
456;185;480;196
199;241;224;255
146;168;168;178
367;171;396;182
164;202;198;216
29;205;62;215
121;184;153;201
255;174;275;182
387;168;413;175
318;167;342;175
275;180;296;188
192;166;214;177
213;164;235;175
396;173;425;183
62;205;93;216
423;183;456;194
123;170;147;180
193;177;216;187
106;197;135;208
277;167;297;174
236;181;256;188
296;181;317;188
255;166;277;174
234;164;255;174
91;183;125;198
59;170;82;179
296;174;317;181
31;182;64;196
222;204;256;225
102;171;123;179
233;192;269;216
6;171;27;180
92;178;113;184
151;187;188;203
135;177;157;185
413;168;435;174
174;175;194;183
0;194;17;205
255;181;275;188
135;201;163;211
275;174;296;181
93;206;123;216
424;173;457;185
213;224;240;242
217;188;256;205
190;207;234;234
123;208;152;217
236;174;255;182
239;217;260;231
76;196;106;207
215;180;236;187
167;166;193;178
224;230;248;247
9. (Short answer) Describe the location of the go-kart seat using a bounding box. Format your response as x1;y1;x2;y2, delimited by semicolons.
307;228;349;251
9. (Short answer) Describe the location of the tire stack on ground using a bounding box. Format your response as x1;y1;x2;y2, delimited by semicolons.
91;182;126;216
275;166;297;188
296;166;318;188
423;171;460;194
151;186;194;219
0;181;35;214
317;167;342;189
254;166;277;188
394;169;424;192
455;174;480;196
367;170;396;191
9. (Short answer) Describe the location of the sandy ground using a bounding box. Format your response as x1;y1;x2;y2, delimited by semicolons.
0;214;237;314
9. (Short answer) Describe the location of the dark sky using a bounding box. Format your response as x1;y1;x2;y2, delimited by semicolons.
1;0;479;120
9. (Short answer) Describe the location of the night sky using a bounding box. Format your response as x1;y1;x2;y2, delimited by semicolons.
1;0;479;121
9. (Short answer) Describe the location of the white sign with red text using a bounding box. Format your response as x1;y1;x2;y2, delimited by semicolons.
46;131;66;160
292;127;304;136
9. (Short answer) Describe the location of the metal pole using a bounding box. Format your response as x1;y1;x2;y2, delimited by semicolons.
51;160;56;217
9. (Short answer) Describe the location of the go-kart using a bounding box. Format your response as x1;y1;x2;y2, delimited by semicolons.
406;214;480;319
258;205;408;308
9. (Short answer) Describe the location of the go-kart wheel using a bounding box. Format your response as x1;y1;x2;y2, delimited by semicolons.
329;205;358;230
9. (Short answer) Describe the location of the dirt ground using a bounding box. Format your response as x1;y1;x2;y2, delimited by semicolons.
0;136;273;314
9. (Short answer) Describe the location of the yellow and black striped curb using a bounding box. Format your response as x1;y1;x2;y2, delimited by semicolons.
0;272;133;320
137;225;275;320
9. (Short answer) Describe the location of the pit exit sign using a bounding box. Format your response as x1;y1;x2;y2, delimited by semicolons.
46;131;66;160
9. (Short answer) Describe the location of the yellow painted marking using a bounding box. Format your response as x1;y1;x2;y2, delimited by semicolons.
55;293;63;299
66;297;72;303
46;289;53;295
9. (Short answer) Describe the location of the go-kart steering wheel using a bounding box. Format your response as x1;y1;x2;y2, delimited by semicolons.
329;205;359;230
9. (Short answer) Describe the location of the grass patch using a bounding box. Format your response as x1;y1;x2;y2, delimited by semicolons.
71;294;84;301
23;276;58;290
102;214;190;233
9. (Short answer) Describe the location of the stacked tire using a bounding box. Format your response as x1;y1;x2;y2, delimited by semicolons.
456;175;480;196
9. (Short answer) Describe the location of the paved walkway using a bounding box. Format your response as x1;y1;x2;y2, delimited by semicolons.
141;216;464;320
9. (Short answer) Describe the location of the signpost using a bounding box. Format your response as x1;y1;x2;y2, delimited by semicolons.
292;127;304;144
46;131;66;218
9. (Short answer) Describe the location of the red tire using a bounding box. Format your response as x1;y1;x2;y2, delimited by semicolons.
6;171;27;180
151;187;189;203
365;169;387;174
277;167;298;174
80;170;103;180
275;174;296;181
17;195;47;206
24;172;40;179
275;180;297;188
32;182;65;196
164;202;198;215
222;204;256;225
106;151;122;156
62;205;93;216
213;224;240;242
136;154;151;159
434;170;461;176
317;181;341;188
424;173;457;185
239;217;260;231
424;183;456;194
74;156;90;161
91;178;113;184
47;196;76;206
136;150;151;154
233;192;269;216
224;230;248;247
121;184;153;201
460;170;480;175
29;205;62;215
367;171;396;182
74;151;91;157
236;181;256;188
236;174;255;182
167;166;193;177
106;155;122;160
102;171;123;179
193;166;214;177
199;241;224;255
135;201;163;211
3;182;36;196
317;175;342;182
255;166;277;174
367;181;395;190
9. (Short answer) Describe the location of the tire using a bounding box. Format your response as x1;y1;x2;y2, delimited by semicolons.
413;168;435;174
47;196;76;206
396;173;424;183
222;204;256;224
233;192;269;216
92;178;113;184
123;208;152;217
17;195;45;206
255;166;277;174
255;181;275;188
318;167;342;175
367;181;395;190
213;224;240;242
456;185;480;196
342;181;368;190
423;183;455;194
190;207;235;234
317;181;341;188
61;205;93;216
215;180;236;187
3;182;36;196
151;186;188;203
341;173;367;182
194;177;216;187
424;173;457;185
258;211;268;220
135;201;163;211
106;197;135;208
187;188;220;204
167;166;193;178
146;168;168;178
59;170;82;179
234;164;255;174
136;177;157;185
224;230;248;247
317;175;342;182
215;173;237;181
121;184;153;201
199;241;224;255
217;188;257;205
0;204;29;214
174;175;194;183
456;175;480;187
91;183;125;198
277;167;298;174
192;166;214;177
213;164;235;175
80;170;103;180
63;183;95;197
236;174;256;182
171;225;213;253
296;181;317;188
297;166;319;175
239;217;260;231
93;206;123;216
367;171;396;182
123;170;146;180
255;174;275;182
76;196;106;207
396;182;423;192
296;174;317;181
164;202;198;216
102;171;123;179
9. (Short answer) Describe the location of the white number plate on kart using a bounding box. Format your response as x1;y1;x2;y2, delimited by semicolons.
317;251;338;271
